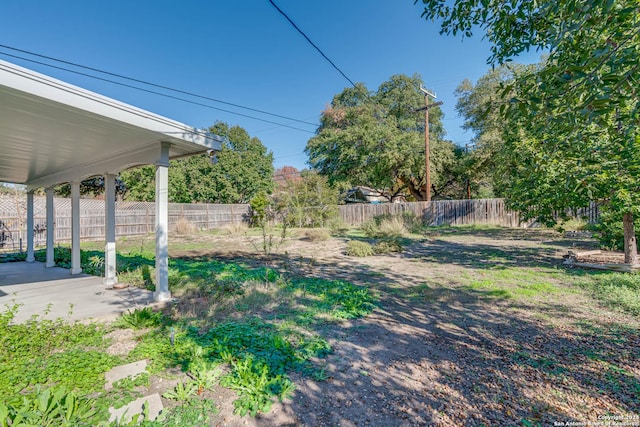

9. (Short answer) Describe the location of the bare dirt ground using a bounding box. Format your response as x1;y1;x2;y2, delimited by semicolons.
162;228;639;426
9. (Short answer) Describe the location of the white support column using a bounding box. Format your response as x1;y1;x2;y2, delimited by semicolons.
26;191;35;262
104;174;117;286
155;142;171;301
71;181;82;275
45;187;55;267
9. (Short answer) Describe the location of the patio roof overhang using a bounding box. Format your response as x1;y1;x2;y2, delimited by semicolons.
0;58;224;302
0;59;222;189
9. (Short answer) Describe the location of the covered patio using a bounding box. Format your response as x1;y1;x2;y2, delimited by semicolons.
0;59;222;306
0;262;155;323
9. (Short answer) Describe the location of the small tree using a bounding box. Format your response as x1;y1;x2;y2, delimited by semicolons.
248;191;288;285
274;171;339;228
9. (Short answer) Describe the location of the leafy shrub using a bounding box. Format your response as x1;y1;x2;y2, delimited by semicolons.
377;216;408;238
346;240;375;257
274;171;339;228
360;218;379;238
0;252;27;262
34;246;72;267
586;209;640;251
303;228;331;242
85;254;105;276
373;238;403;254
141;264;154;290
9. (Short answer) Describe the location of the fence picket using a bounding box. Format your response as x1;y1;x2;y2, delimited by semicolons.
0;196;600;251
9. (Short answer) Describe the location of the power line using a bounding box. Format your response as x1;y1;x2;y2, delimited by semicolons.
0;44;317;127
0;51;315;134
267;0;356;87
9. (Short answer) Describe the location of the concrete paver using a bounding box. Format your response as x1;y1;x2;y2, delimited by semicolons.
108;393;163;423
105;360;149;390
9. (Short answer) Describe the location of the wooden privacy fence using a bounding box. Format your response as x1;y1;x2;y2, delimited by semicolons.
340;199;523;227
0;196;599;251
0;197;250;251
339;199;600;227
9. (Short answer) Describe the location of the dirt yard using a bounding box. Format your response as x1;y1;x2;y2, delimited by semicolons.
152;227;639;426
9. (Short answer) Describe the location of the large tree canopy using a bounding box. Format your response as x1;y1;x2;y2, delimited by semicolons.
120;121;274;204
454;63;535;198
418;0;640;262
305;74;458;201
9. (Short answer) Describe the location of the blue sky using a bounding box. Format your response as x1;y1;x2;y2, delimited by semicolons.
1;0;541;170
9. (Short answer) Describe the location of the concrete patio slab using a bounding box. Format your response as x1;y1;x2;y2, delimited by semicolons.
0;262;155;323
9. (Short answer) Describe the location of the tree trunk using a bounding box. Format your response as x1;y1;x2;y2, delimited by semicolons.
622;212;639;265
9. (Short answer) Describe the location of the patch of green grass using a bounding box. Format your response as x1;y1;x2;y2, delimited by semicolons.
403;283;435;300
465;278;560;300
511;282;559;297
0;304;118;398
1;236;377;420
578;272;640;316
128;317;331;416
458;266;568;300
287;277;376;320
511;350;567;375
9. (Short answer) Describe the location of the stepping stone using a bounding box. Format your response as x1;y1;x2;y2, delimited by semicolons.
105;360;148;390
108;393;163;424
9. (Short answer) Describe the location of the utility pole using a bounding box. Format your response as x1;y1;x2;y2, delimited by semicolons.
418;85;442;202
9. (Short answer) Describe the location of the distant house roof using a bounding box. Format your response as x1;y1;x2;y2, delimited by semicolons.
343;186;388;204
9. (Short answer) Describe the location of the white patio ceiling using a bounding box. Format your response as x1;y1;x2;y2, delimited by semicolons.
0;59;222;189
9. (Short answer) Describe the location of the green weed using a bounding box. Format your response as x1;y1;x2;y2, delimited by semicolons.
220;356;295;416
0;305;117;397
0;384;98;426
1;238;378;421
158;398;217;425
162;380;198;402
113;307;166;329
